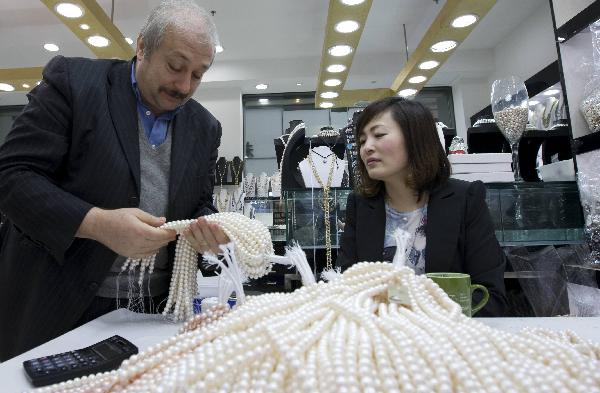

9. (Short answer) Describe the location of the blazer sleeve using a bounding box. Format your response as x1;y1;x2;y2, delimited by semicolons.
0;56;93;264
336;191;357;271
191;120;221;218
463;181;508;317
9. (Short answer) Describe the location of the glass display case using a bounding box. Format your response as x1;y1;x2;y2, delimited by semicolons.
244;197;286;243
284;189;351;249
486;181;584;245
284;182;584;248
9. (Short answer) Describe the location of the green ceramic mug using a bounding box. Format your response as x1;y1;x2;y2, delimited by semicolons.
425;273;489;317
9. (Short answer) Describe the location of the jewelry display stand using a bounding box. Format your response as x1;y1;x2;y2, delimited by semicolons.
229;156;244;185
215;156;244;186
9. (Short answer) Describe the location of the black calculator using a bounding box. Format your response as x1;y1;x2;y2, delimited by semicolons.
23;335;138;387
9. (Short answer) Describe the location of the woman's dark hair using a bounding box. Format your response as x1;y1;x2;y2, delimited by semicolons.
354;96;450;199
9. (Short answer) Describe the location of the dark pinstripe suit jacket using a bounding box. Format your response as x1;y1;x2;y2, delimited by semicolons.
336;179;508;317
0;56;221;360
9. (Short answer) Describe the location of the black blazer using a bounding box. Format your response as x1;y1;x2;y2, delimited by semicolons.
337;179;508;317
0;56;221;360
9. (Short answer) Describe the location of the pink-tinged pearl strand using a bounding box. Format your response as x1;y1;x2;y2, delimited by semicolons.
34;263;600;393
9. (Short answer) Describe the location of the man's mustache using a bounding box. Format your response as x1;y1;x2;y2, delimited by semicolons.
160;87;187;100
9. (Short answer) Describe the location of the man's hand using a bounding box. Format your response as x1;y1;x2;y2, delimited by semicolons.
184;217;230;255
77;207;176;258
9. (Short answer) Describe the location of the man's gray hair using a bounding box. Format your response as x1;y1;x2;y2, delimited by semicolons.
139;0;219;58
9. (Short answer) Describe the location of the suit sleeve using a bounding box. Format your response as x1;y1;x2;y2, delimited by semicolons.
463;181;508;316
336;192;358;271
0;56;93;264
191;120;221;218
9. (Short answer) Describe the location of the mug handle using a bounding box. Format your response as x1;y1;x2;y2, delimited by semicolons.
470;284;489;316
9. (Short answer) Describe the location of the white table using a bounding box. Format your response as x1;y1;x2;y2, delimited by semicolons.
1;310;599;392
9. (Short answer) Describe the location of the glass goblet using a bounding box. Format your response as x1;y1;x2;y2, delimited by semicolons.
491;76;529;182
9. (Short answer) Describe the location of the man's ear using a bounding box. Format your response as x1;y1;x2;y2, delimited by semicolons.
136;35;145;60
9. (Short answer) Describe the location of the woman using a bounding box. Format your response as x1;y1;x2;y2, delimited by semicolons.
336;97;507;317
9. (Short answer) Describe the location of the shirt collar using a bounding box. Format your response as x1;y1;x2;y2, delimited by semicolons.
130;59;181;120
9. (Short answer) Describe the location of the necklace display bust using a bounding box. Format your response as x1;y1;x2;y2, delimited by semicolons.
256;172;270;197
298;146;346;188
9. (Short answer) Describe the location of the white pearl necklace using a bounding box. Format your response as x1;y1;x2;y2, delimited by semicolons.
122;213;274;322
36;263;600;393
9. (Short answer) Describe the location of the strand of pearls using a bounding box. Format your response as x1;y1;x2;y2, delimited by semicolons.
122;213;274;322
36;263;600;393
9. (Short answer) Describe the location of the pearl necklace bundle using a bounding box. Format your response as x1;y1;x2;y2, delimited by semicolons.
123;213;274;321
36;262;600;393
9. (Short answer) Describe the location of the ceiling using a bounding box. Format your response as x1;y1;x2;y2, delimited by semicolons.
0;0;547;98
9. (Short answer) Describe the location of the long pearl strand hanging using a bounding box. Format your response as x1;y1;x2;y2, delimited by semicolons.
123;213;274;322
35;263;600;393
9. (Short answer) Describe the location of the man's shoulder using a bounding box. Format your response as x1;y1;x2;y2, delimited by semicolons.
46;55;124;73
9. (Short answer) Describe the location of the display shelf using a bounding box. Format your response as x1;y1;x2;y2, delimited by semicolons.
283;182;583;249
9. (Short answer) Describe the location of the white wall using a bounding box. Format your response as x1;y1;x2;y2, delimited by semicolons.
451;80;491;140
192;87;243;159
491;2;557;84
452;1;559;137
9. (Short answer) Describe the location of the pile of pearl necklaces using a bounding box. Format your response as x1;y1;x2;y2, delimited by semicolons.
36;262;600;393
123;212;274;321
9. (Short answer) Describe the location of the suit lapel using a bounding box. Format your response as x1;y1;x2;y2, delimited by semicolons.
425;183;460;273
169;108;199;205
359;194;386;261
107;60;140;194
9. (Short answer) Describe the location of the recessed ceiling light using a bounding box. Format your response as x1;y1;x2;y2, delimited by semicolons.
22;83;30;89
43;43;60;52
79;24;90;30
431;40;457;52
451;14;478;28
328;45;353;57
324;79;342;87
543;89;560;96
408;75;427;84
216;45;224;53
296;82;302;86
340;0;365;5
0;83;15;92
335;20;360;33
320;92;339;99
320;102;334;108
529;100;540;106
256;83;268;90
259;98;269;105
125;37;133;45
327;64;346;73
87;35;110;47
398;88;417;97
419;60;440;70
295;98;301;103
55;3;84;18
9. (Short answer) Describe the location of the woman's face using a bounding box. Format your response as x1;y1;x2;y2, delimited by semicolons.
359;110;409;182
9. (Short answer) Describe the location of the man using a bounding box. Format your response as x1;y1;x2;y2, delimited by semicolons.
0;0;227;361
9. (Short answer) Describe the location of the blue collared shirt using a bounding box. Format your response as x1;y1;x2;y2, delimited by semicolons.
130;61;181;146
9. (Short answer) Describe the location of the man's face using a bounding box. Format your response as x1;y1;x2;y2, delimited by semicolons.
135;27;214;115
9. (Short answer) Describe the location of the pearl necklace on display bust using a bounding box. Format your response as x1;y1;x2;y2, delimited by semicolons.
256;172;270;197
243;172;256;198
37;262;600;393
